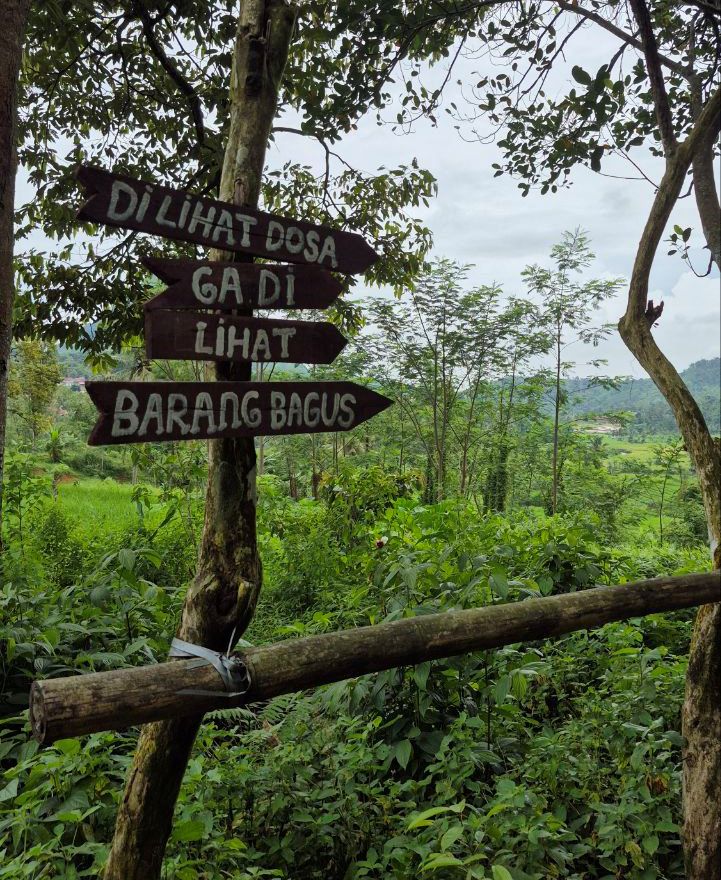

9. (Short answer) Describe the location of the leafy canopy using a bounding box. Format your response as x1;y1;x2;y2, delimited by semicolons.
15;1;437;358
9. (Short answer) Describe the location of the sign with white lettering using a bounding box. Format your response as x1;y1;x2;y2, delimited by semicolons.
76;166;378;274
145;311;347;364
86;381;392;445
142;257;342;311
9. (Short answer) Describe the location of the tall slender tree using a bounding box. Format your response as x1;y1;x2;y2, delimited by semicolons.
523;230;623;515
0;0;31;545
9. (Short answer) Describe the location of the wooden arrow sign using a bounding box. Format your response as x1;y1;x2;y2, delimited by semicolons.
86;381;392;445
76;166;378;275
142;257;342;311
145;311;347;365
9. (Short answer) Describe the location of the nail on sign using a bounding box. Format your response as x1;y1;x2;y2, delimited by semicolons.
86;382;393;445
142;257;343;311
76;166;378;274
145;311;348;365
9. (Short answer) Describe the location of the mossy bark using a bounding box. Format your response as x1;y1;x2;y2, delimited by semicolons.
0;0;31;545
103;5;297;879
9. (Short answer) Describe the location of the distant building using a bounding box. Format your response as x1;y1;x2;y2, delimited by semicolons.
61;377;86;390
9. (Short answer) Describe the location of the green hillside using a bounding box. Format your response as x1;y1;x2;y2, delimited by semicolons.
567;357;720;435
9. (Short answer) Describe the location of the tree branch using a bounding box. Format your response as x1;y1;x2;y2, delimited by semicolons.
628;0;678;154
618;83;720;548
623;84;720;325
557;0;688;77
134;4;205;150
689;58;721;267
684;0;721;17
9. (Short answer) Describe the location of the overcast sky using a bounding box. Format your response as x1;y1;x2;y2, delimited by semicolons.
16;22;719;380
268;29;720;379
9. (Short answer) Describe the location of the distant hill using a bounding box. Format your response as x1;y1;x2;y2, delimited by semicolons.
568;358;720;435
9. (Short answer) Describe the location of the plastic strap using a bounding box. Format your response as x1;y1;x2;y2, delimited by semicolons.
169;637;251;698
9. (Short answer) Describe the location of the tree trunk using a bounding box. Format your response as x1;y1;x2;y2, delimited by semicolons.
690;74;720;270
691;130;720;270
103;5;297;879
0;0;31;547
551;325;561;515
256;365;265;475
617;69;721;877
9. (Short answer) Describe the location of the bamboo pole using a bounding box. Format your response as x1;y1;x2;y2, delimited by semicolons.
30;571;719;745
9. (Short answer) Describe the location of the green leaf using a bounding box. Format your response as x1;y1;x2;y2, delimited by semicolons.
494;674;511;706
52;788;89;818
496;778;516;796
664;730;685;747
54;739;81;756
511;671;528;700
537;575;553;596
492;866;513;880
172;820;207;843
0;778;18;802
417;730;445;756
413;662;431;690
642;834;659;855
571;66;592;85
408;801;466;829
440;824;464;851
117;548;136;570
422;853;463;871
393;739;412;770
490;564;508;599
89;585;111;607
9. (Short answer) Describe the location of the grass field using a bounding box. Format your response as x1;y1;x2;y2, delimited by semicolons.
599;434;689;463
45;431;698;545
53;477;163;537
595;434;698;534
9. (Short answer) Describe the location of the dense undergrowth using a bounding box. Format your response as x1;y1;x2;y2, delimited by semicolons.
0;464;710;879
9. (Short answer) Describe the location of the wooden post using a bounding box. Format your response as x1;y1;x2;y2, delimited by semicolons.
102;4;297;879
30;571;720;744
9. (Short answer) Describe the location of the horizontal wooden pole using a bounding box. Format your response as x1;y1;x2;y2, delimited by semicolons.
30;571;720;745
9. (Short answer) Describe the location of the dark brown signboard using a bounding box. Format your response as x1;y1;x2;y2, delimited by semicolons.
86;381;393;446
76;166;378;275
142;257;342;311
145;311;347;365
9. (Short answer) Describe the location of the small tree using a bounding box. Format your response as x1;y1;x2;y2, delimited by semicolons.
369;259;544;501
653;438;685;544
45;427;63;463
8;339;62;446
522;230;623;515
